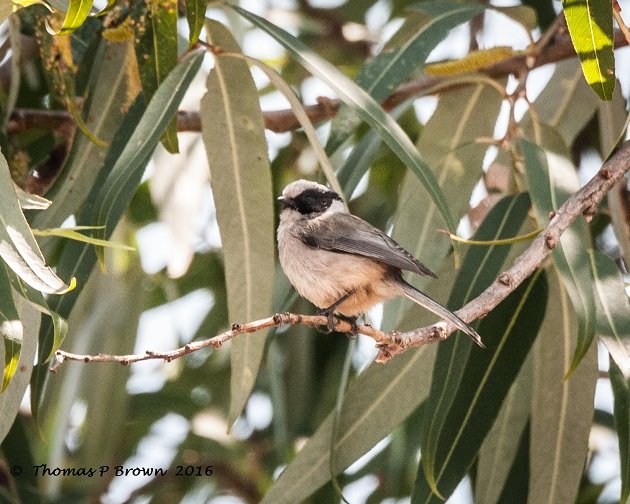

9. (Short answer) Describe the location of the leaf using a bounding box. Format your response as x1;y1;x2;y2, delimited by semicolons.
476;354;532;504
589;250;630;376
610;357;630;504
133;0;180;153
528;267;598;504
0;151;72;294
45;0;93;35
520;59;600;149
91;49;204;242
417;193;534;501
385;82;505;328
260;344;438;504
38;25;107;147
8;273;68;363
32;227;135;251
31;39;139;235
231;5;457;233
237;54;343;198
327;1;485;152
521;139;595;373
0;264;19;391
185;0;206;47
562;0;615;100
424;46;517;76
14;184;51;210
201;20;274;424
30;49;204;418
0;298;39;444
416;270;547;503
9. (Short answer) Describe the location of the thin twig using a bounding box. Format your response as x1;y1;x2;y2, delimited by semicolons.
51;313;387;372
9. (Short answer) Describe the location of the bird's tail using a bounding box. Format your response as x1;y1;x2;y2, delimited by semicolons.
399;280;484;348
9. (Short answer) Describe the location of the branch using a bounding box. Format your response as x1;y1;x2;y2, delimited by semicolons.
9;30;629;135
51;313;387;372
374;140;630;362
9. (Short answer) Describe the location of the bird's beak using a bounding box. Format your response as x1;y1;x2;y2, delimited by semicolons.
277;195;294;209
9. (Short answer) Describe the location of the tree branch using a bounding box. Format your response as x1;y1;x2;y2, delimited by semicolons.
51;313;387;372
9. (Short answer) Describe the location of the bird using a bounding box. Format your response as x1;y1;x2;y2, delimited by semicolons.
276;179;483;347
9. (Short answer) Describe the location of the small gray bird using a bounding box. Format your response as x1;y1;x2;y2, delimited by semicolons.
277;179;483;347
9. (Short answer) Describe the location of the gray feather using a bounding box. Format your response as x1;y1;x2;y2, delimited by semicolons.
399;280;484;347
300;213;437;278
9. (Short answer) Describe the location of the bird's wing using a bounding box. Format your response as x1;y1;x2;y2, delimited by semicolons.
300;212;436;277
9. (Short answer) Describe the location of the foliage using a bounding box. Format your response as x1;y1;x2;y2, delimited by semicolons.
0;0;629;502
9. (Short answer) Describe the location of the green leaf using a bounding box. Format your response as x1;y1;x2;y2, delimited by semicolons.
417;193;534;501
133;0;180;153
185;0;206;47
32;227;135;251
415;269;547;503
201;20;274;424
562;0;615;100
520;59;600;149
92;49;204;241
476;355;532;504
610;357;630;504
238;54;343;197
45;0;93;35
30;40;137;236
589;250;630;376
0;298;39;444
14;185;51;211
521;139;596;373
260;344;438;504
385;82;505;328
529;267;597;504
0;151;72;294
0;264;18;391
231;5;457;233
30;49;204;418
326;1;485;153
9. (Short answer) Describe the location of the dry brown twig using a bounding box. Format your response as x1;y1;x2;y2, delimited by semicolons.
52;140;630;370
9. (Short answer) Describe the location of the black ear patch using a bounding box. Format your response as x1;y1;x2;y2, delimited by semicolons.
292;188;342;215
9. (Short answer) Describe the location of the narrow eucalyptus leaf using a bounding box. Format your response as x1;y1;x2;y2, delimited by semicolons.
201;20;274;425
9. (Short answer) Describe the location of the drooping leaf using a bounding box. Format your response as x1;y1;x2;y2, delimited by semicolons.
415;271;546;503
528;267;597;504
30;39;140;238
521;138;595;373
327;1;485;152
476;354;533;504
0;151;72;294
201;20;274;424
37;28;107;146
562;0;615;100
0;298;39;444
231;5;457;233
30;49;204;418
0;264;19;391
520;59;600;149
610;357;630;504
133;0;179;153
260;344;438;504
589;250;630;376
417;193;535;501
45;0;93;35
185;0;206;47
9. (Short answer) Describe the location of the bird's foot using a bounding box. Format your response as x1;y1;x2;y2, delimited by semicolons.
317;290;355;333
